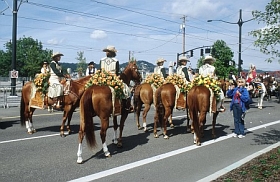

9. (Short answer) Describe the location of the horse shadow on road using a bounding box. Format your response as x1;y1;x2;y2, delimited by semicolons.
0;119;20;130
82;131;150;163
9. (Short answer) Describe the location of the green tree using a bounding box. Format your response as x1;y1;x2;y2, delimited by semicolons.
76;51;87;76
249;0;280;63
197;40;237;79
0;36;52;77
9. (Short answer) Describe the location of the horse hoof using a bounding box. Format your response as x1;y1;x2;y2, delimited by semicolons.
196;142;201;146
143;127;147;132
32;129;37;133
170;124;174;128
27;131;33;135
138;126;141;130
193;140;196;144
77;158;83;164
117;142;123;148
154;134;159;138
60;134;66;138
163;135;169;139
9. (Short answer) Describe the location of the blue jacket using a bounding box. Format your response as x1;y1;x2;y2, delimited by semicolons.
227;86;250;112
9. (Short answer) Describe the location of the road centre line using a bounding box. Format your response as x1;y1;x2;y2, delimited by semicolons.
69;120;280;182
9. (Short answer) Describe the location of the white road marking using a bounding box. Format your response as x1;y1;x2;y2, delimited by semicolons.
0;134;61;144
69;120;280;182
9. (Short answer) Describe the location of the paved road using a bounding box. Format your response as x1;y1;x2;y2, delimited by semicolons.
0;98;280;182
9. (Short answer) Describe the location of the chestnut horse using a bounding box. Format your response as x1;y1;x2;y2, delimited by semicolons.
153;83;177;139
77;61;141;163
134;83;175;132
20;75;92;136
187;85;219;146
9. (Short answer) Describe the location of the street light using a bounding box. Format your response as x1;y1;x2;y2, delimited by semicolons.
207;9;254;76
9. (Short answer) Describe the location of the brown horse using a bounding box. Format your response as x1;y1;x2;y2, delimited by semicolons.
20;75;92;136
133;83;154;131
262;76;274;100
187;85;219;146
77;61;141;163
153;83;177;139
134;83;175;132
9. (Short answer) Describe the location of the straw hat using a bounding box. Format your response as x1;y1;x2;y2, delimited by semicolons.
52;52;64;58
179;56;189;62
103;45;117;53
203;55;216;64
156;58;166;64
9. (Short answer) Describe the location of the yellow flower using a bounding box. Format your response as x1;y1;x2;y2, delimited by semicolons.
85;69;125;99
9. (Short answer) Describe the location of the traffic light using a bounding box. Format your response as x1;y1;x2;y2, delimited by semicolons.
190;50;193;57
200;49;204;57
240;60;243;65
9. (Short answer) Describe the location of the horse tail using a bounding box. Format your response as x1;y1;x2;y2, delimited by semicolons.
20;92;26;126
80;88;97;149
155;87;165;125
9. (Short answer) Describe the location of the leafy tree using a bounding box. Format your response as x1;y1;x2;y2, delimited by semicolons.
0;36;52;77
197;40;237;79
76;51;87;76
249;0;280;63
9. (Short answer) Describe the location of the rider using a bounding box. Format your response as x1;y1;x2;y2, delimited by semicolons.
99;45;131;111
176;56;191;83
246;64;257;83
154;58;167;78
41;61;50;74
199;55;226;112
85;61;97;76
48;52;67;109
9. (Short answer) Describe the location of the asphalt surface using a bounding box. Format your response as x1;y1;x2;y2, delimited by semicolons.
0;97;280;182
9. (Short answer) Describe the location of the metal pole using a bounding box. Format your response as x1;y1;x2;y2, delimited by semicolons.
238;9;242;77
11;0;17;96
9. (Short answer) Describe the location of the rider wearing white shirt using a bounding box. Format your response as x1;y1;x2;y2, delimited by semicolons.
199;55;226;112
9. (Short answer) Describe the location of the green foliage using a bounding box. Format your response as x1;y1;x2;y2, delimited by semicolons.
76;51;87;75
249;0;280;63
0;36;52;77
196;40;238;78
211;40;237;78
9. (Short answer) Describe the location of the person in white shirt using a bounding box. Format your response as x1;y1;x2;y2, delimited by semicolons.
41;61;50;74
199;55;226;112
154;58;167;78
176;56;190;83
85;61;97;76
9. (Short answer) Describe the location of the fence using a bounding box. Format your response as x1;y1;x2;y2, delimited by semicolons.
0;84;23;109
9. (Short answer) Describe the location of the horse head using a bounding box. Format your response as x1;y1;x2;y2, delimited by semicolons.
121;61;142;85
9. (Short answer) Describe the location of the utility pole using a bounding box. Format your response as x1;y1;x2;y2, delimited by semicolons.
11;0;18;96
180;15;186;56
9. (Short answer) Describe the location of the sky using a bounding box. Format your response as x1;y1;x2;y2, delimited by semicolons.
0;0;279;72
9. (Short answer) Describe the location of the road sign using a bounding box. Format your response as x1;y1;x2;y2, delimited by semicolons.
10;70;18;78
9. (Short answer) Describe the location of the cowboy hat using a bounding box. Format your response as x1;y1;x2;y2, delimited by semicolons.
52;52;64;58
156;58;166;64
103;45;117;53
88;61;95;66
179;56;189;62
203;55;216;63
